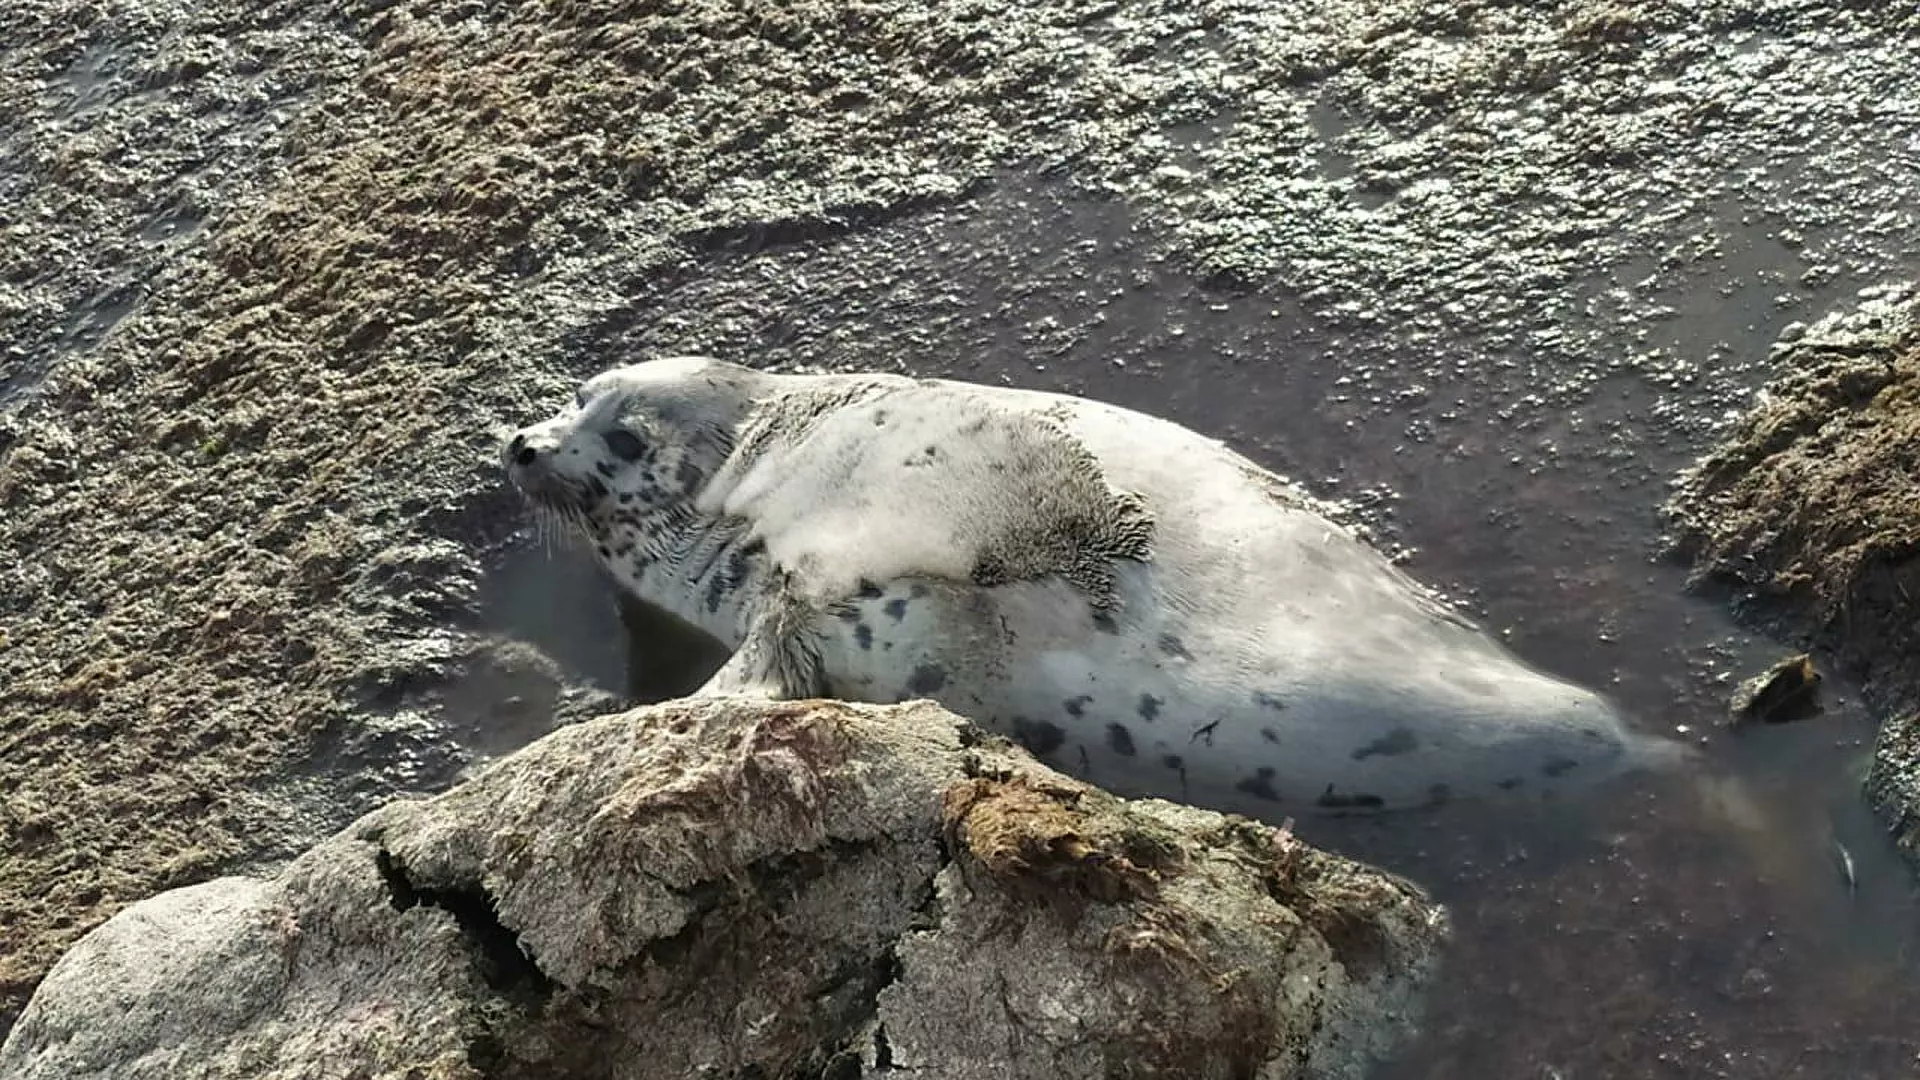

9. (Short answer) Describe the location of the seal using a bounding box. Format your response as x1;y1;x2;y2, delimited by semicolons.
503;356;1660;816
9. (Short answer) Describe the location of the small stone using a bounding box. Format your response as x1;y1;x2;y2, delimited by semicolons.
1726;654;1822;727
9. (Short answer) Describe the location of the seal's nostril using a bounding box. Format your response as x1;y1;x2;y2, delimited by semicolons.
514;444;537;467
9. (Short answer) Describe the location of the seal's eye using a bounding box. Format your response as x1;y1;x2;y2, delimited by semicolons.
603;429;646;462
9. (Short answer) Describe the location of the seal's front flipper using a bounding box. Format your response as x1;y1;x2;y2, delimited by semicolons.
692;592;828;701
693;648;788;699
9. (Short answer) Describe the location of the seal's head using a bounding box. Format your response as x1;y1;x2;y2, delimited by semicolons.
502;356;757;533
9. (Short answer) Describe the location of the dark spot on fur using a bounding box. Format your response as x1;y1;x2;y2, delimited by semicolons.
1542;757;1580;778
596;544;611;558
1012;717;1066;757
1106;724;1136;756
872;410;888;426
1162;754;1184;770
1091;611;1120;634
906;664;947;695
1064;695;1093;718
884;598;908;621
1157;634;1193;660
1497;776;1524;791
857;579;884;599
1260;727;1280;744
1317;787;1386;810
1190;720;1219;746
1253;691;1286;711
725;547;753;587
1137;694;1163;722
855;624;873;651
1351;729;1421;761
676;457;704;493
1580;726;1608;742
1236;767;1281;802
618;492;633;504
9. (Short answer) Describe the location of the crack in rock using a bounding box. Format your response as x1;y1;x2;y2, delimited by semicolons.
374;847;552;1002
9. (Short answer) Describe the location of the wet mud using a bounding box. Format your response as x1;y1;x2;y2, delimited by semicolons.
5;0;1920;1074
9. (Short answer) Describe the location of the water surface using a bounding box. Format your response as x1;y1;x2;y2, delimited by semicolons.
516;174;1920;1077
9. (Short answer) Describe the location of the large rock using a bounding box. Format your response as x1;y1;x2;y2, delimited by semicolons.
1663;285;1920;851
0;697;1443;1080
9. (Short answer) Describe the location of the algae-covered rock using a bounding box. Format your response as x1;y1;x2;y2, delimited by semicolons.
1665;286;1920;847
1867;712;1920;858
1666;287;1920;691
0;697;1445;1080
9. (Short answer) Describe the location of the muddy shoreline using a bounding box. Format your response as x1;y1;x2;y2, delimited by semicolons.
5;0;1920;1073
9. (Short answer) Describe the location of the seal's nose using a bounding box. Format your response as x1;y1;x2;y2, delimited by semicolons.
508;433;536;467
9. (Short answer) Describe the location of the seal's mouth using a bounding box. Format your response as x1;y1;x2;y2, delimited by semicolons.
512;471;595;513
510;465;606;511
504;447;609;543
513;479;607;551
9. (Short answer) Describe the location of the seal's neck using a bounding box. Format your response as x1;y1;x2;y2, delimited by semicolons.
597;504;764;645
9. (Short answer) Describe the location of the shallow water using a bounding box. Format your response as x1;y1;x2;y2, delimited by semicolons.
497;171;1920;1077
477;536;631;697
927;187;1920;1078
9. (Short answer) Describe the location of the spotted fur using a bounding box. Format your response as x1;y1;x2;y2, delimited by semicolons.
503;356;1670;820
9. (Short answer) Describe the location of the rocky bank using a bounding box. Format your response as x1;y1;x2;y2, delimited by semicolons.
0;697;1445;1080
